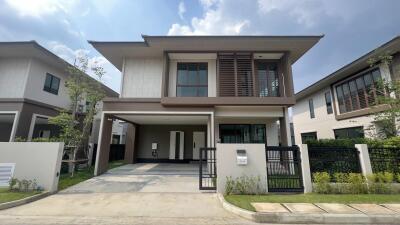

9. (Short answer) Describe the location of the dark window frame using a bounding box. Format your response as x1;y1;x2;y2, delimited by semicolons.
255;60;280;97
325;91;333;114
219;124;266;144
334;126;364;139
176;62;208;97
301;132;317;144
43;73;60;95
308;98;315;119
334;68;381;114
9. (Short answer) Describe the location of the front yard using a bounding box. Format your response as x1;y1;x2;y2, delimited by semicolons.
0;188;41;204
225;194;400;211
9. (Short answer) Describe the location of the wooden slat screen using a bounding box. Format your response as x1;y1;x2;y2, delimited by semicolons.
218;53;253;97
218;53;236;97
236;53;253;97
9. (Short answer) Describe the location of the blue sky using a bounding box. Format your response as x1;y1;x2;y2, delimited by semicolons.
1;0;399;93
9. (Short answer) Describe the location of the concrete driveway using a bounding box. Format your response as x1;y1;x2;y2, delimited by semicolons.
0;163;256;225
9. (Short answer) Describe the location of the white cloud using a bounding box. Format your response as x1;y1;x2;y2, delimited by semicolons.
168;1;250;35
178;1;186;20
4;0;76;18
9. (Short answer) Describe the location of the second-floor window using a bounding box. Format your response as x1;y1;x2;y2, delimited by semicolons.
176;63;208;97
309;98;315;118
335;68;382;114
43;73;60;95
257;62;279;97
325;91;333;114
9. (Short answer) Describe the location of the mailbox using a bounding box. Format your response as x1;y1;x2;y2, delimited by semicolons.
236;149;247;165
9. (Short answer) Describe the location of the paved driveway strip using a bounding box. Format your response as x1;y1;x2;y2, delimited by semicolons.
0;164;256;225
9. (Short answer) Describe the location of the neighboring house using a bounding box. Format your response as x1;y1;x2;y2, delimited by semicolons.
89;35;322;175
292;36;400;144
0;41;119;143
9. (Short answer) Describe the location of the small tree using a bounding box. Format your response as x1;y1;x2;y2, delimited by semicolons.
50;54;105;176
367;52;400;138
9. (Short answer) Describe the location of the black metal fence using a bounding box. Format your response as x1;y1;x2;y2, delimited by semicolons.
368;147;400;173
199;147;217;190
308;146;361;179
265;146;304;192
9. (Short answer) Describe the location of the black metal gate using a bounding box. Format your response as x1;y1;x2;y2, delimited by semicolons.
199;147;217;190
266;146;304;192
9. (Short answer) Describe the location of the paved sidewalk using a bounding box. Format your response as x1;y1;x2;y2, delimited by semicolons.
251;202;400;215
248;202;400;224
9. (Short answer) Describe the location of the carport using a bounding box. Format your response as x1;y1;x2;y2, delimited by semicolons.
94;109;214;176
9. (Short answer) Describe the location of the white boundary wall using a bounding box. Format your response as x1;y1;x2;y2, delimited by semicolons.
0;142;64;192
216;143;267;193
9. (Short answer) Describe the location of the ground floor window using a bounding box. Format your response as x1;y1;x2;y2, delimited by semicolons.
219;124;266;143
301;132;317;144
334;126;364;139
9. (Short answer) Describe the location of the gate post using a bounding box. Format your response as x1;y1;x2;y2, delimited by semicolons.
355;144;373;176
300;144;312;193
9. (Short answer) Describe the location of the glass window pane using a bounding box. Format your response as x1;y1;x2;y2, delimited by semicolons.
51;77;60;91
187;64;197;85
197;87;207;97
198;70;207;85
372;69;381;82
177;87;196;97
364;74;373;87
177;69;187;85
309;98;315;118
44;74;52;88
177;63;186;70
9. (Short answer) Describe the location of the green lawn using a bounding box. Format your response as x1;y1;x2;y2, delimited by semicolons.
225;194;400;211
0;188;41;204
58;160;125;190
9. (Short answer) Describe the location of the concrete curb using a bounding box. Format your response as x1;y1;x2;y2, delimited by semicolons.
217;194;400;224
0;191;51;210
217;193;256;221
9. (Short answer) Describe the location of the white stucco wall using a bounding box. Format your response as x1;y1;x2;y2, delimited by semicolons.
0;142;64;192
292;64;391;144
0;58;30;98
216;143;267;193
121;58;163;98
168;59;217;97
24;59;70;109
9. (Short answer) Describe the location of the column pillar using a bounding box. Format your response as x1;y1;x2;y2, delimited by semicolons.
124;123;136;164
279;107;292;146
355;144;373;176
300;144;313;193
94;114;112;176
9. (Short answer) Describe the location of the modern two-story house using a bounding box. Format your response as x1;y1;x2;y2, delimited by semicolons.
292;36;400;144
90;35;322;175
0;41;118;143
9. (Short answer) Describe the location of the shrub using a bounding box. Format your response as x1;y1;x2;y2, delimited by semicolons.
313;172;331;194
224;175;265;195
367;172;394;194
332;173;348;193
225;176;235;195
8;178;39;192
347;173;368;194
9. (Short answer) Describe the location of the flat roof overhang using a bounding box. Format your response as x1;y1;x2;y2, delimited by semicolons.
89;35;324;71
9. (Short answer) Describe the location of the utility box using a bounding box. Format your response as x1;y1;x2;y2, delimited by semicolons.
236;149;247;165
152;143;158;150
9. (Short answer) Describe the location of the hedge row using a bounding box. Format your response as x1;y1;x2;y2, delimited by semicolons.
305;136;400;148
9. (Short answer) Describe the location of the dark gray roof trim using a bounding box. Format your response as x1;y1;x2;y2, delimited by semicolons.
295;36;400;101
